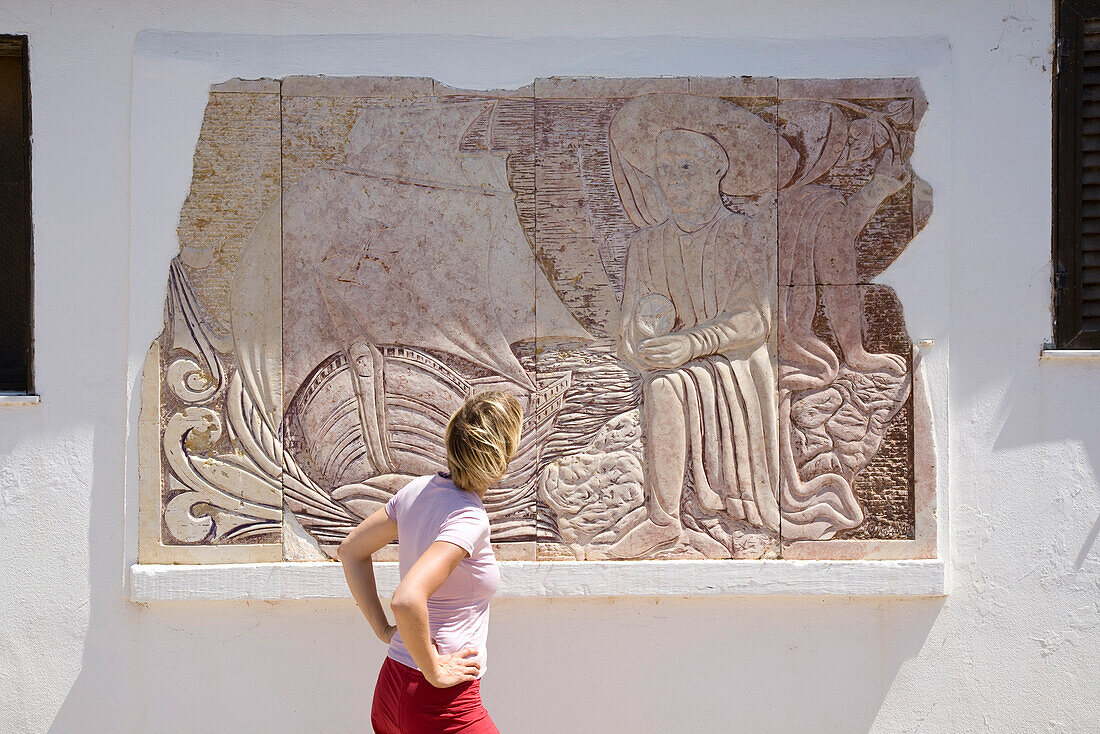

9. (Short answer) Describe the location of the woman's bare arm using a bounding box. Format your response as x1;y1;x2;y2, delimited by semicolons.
391;540;482;688
337;508;400;644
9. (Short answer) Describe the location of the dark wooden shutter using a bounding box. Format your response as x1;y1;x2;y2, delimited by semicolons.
1056;1;1100;348
0;35;31;391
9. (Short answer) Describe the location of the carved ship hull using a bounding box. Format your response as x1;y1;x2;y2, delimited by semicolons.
284;345;571;541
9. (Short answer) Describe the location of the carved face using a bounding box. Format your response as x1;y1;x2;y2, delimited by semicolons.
654;129;728;217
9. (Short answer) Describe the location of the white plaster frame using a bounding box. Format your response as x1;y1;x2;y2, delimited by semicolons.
129;559;946;601
1039;348;1100;361
126;32;953;601
0;394;40;405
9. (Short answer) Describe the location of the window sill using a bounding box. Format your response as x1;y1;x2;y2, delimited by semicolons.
0;393;39;405
1040;348;1100;361
128;559;947;602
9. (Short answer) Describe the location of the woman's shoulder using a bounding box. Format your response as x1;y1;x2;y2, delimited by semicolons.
389;473;442;510
396;473;438;495
432;481;491;552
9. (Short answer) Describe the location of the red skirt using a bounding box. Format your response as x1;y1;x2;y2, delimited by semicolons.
371;656;500;733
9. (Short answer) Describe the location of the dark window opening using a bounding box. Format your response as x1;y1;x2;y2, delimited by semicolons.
1055;1;1100;348
0;35;31;391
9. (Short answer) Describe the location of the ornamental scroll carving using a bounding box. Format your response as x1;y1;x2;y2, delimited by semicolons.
139;76;935;563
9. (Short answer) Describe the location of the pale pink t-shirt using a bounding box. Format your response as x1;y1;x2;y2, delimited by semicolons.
384;473;500;677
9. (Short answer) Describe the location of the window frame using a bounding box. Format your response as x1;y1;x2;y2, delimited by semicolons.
1055;0;1100;349
0;34;33;393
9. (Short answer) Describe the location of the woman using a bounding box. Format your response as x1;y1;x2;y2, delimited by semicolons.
338;390;522;733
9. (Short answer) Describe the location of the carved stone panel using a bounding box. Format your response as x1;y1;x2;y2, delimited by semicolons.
138;75;935;563
139;80;284;563
531;78;786;560
775;79;933;558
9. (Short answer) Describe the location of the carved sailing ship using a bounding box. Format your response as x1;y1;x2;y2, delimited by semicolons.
283;344;571;544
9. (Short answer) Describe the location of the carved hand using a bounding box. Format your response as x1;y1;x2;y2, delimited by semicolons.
638;334;693;369
424;646;481;688
871;148;911;197
845;149;913;238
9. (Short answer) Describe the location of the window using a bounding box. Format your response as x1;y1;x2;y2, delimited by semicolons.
1056;1;1100;349
0;35;31;391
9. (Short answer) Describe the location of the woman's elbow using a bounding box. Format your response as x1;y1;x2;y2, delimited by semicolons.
336;538;359;563
390;585;424;614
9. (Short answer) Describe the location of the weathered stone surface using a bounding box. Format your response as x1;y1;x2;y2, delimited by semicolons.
687;76;778;98
282;75;434;98
148;84;284;560
534;76;689;99
210;78;280;94
176;88;281;327
530;85;787;560
782;351;935;559
140;75;935;563
778;283;913;544
280;91;541;556
776;78;930;286
770;77;928;552
141;335;281;563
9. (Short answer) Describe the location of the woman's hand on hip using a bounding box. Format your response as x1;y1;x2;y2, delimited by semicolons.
425;646;480;688
376;623;397;645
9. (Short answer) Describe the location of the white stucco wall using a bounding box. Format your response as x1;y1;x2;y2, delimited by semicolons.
1;1;1095;732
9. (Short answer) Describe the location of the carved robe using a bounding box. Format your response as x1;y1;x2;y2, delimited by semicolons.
619;209;780;531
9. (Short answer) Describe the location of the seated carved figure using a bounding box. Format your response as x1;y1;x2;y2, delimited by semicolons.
606;94;789;559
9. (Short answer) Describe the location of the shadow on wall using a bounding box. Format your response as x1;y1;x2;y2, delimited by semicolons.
989;363;1100;572
472;596;945;732
43;328;949;732
51;573;945;732
45;413;139;733
44;373;395;729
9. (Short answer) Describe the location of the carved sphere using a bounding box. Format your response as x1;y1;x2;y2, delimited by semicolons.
635;293;676;338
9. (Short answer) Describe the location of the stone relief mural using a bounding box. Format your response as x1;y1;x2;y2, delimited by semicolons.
137;76;936;564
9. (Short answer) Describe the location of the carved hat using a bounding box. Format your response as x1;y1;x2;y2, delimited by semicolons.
609;93;797;226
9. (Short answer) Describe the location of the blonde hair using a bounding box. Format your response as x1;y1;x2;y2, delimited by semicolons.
445;390;523;492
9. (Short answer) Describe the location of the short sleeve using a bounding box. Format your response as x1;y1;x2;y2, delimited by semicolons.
385;476;431;523
435;506;489;555
384;491;400;523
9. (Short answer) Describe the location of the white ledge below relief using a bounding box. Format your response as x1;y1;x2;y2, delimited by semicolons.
128;559;947;602
1039;348;1100;361
0;393;40;405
